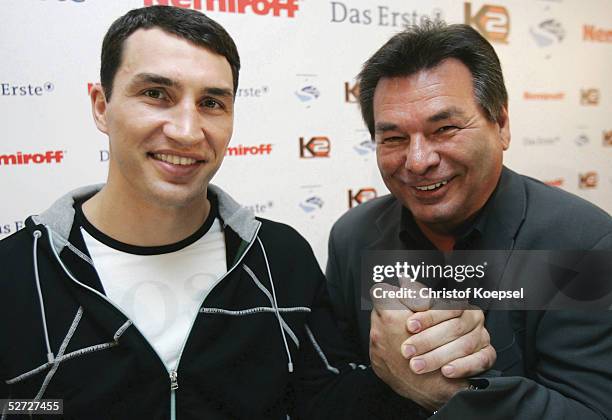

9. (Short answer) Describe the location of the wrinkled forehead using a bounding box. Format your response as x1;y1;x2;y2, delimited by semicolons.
375;59;475;99
373;60;478;114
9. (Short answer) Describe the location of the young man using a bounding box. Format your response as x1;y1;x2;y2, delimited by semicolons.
327;22;612;418
0;7;494;419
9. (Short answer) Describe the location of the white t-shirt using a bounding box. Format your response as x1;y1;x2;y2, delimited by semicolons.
78;206;226;371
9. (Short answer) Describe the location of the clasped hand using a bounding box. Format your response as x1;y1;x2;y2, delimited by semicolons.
369;280;495;412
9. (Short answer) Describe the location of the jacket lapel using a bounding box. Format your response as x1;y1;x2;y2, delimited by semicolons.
369;199;405;251
478;167;527;251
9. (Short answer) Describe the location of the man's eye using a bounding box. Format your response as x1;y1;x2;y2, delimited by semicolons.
202;98;223;109
436;126;458;134
143;89;166;100
383;136;405;143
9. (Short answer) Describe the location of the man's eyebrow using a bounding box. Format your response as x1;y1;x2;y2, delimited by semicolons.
427;107;466;123
129;73;233;99
203;87;234;99
130;73;179;88
375;122;399;133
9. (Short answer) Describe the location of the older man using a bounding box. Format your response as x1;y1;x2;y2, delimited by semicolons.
327;22;612;418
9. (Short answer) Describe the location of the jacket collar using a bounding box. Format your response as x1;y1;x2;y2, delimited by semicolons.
31;184;260;254
369;166;527;250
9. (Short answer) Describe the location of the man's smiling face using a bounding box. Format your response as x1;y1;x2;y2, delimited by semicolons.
92;27;234;209
373;58;510;232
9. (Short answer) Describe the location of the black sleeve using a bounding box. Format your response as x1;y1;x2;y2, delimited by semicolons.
1;360;9;415
292;266;425;420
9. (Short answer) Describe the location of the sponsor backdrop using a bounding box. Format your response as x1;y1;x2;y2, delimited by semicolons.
1;0;611;266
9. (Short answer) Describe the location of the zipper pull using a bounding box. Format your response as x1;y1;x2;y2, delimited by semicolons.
170;370;178;390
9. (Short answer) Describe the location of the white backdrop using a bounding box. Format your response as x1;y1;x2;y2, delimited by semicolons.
1;0;611;267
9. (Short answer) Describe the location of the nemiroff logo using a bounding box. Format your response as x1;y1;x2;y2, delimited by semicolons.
583;25;612;43
144;0;299;18
348;188;377;208
299;137;330;158
544;178;564;187
0;151;65;166
523;91;564;101
226;144;272;156
464;2;510;43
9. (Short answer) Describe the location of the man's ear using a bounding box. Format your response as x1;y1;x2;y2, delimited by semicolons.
91;84;109;134
497;105;510;150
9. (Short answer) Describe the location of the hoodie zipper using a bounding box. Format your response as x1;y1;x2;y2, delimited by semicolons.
166;224;260;418
168;223;261;401
42;223;260;419
170;371;178;420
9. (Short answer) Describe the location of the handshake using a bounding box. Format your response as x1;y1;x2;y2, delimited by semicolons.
369;279;496;412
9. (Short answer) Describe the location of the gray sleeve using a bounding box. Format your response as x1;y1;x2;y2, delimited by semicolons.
436;230;612;420
436;310;612;420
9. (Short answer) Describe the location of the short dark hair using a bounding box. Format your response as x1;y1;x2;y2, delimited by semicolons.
100;6;240;100
358;21;508;137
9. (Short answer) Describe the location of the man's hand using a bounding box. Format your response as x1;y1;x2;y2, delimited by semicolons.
402;305;494;378
369;282;496;411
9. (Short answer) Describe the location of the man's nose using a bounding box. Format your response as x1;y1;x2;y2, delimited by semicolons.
163;102;205;145
404;135;440;175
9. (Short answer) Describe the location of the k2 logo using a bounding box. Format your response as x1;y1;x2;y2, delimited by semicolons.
579;172;598;189
464;2;510;43
603;130;612;146
344;82;360;103
348;188;377;208
299;137;330;158
580;89;600;106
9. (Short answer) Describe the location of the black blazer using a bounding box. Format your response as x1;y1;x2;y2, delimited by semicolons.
326;167;612;419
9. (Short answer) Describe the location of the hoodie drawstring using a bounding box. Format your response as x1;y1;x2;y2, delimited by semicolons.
33;225;293;373
32;230;54;363
256;237;293;373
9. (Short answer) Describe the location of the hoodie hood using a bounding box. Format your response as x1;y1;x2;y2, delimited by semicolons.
31;184;260;254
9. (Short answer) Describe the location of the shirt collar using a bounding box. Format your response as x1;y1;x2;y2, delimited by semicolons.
399;173;502;250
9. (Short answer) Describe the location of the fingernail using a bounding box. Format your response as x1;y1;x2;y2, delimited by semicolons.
408;320;421;333
411;358;425;373
402;344;416;358
442;365;455;377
